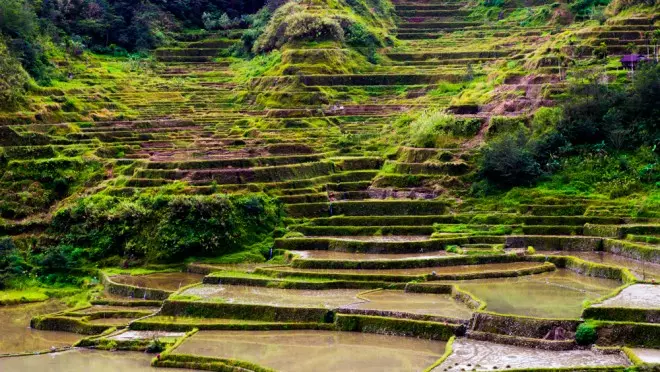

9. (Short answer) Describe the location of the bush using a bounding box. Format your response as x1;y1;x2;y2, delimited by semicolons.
479;131;543;188
51;193;282;262
575;323;598;345
0;237;29;289
253;3;347;53
0;41;28;111
408;110;481;147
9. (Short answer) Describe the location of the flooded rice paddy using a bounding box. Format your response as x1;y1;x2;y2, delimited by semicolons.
345;290;472;319
548;251;660;280
290;250;450;260
180;285;472;317
0;349;190;371
0;301;81;355
434;339;630;371
180;284;363;308
109;330;186;341
174;330;447;372
110;272;205;291
630;348;660;364
275;261;544;276
457;270;621;318
595;284;660;308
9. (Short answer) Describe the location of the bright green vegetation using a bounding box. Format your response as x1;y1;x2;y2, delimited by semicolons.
0;0;659;370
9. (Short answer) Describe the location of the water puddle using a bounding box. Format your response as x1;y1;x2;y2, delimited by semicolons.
110;272;205;291
180;284;362;308
344;290;472;319
0;349;190;371
434;339;629;371
548;251;660;281
109;331;186;341
595;284;660;308
276;261;544;276
290;250;450;260
0;301;80;355
457;270;621;318
630;348;660;364
173;330;447;372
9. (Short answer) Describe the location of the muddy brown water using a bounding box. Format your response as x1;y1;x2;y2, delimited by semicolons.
0;301;80;355
595;284;660;308
180;284;363;308
0;349;190;371
548;251;660;281
275;261;545;276
174;330;447;372
456;270;621;318
110;272;205;291
345;290;473;319
434;339;630;371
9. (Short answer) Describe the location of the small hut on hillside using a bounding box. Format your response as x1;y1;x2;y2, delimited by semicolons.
620;54;646;70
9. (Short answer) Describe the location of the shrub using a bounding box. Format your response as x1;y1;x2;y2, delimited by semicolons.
575;323;598;345
146;338;165;353
526;246;536;255
51;193;282;263
479;131;543;188
253;4;345;53
408;110;481;147
0;41;28;111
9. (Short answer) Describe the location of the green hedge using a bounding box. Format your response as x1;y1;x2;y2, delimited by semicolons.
130;320;334;332
335;314;458;340
582;307;660;323
202;274;394;290
291;252;532;270
256;262;555;282
505;236;602;251
30;316;111;335
160;300;333;323
470;312;580;339
286;201;450;218
594;321;660;347
275;237;455;255
604;239;660;264
154;353;276;372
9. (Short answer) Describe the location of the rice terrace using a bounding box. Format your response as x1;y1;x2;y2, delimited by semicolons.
0;0;658;370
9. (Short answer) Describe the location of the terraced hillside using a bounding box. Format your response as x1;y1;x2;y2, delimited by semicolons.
0;0;659;370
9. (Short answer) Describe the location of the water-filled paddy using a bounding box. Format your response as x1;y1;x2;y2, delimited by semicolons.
0;349;190;371
109;330;186;341
290;250;450;260
457;270;621;318
0;301;80;355
595;284;660;308
630;348;660;364
321;235;432;242
110;272;205;291
345;289;472;319
180;284;363;308
174;330;446;372
434;339;629;371
275;261;544;276
74;305;159;314
548;251;660;280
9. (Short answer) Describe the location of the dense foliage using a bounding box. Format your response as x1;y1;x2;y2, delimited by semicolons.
477;64;660;192
51;193;282;262
0;193;281;286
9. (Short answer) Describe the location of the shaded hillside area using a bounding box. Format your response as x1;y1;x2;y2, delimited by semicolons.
0;0;658;289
